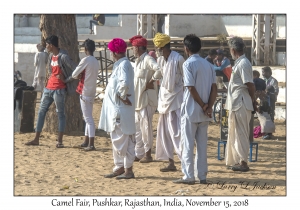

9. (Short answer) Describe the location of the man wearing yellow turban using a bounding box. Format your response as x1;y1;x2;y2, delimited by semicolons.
153;32;171;48
153;33;185;172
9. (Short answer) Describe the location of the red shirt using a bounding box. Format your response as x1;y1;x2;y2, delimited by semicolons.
46;55;66;90
76;70;86;95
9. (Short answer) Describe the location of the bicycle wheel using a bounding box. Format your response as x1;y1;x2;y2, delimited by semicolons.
213;98;222;123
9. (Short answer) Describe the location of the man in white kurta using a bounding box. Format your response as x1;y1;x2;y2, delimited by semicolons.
99;38;136;179
173;34;217;185
32;43;48;92
225;36;256;172
129;35;162;163
153;33;185;172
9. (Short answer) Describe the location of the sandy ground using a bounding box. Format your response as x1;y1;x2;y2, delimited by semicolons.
14;97;286;196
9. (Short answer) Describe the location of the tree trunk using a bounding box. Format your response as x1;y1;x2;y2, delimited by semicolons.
39;14;83;135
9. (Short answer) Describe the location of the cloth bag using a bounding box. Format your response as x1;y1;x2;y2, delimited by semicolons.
256;111;275;133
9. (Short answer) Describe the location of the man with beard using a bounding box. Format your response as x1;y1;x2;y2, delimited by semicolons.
129;35;162;163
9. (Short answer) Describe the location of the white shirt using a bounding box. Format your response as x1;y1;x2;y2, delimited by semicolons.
72;55;99;97
157;51;185;114
182;54;216;123
225;54;254;111
34;51;48;78
134;52;162;110
99;57;135;135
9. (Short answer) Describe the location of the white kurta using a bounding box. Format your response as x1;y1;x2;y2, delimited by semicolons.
155;51;185;161
157;51;185;114
34;51;48;78
98;57;136;170
134;52;161;110
134;52;162;158
98;57;135;135
32;51;48;91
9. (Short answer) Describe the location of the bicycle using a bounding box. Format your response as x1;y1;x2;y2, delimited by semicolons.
212;88;227;123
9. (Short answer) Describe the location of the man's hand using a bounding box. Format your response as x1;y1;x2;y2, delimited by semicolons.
213;58;218;65
202;103;208;112
252;100;258;113
119;94;132;106
145;80;155;90
56;73;65;82
205;107;213;118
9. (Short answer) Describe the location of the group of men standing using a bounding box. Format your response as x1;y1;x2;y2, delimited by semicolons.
98;33;256;183
25;33;256;184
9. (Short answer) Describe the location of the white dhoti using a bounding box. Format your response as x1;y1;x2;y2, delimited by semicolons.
225;104;251;166
135;105;156;159
181;116;209;181
155;109;181;161
111;121;135;172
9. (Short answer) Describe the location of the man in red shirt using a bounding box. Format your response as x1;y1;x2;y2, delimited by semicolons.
25;35;79;148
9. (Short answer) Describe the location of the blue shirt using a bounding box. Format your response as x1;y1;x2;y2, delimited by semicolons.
253;78;266;91
182;54;216;123
214;57;231;71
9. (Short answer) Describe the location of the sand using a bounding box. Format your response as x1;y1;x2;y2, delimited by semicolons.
14;98;286;196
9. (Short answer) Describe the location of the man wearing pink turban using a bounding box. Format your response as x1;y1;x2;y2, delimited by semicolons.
99;38;136;179
129;35;162;163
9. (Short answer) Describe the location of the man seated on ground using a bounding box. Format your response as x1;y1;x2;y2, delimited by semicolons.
89;14;105;34
213;49;232;88
205;49;217;65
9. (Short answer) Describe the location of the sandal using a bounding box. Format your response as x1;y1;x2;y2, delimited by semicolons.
80;143;88;147
116;173;135;179
139;156;153;163
227;163;240;170
104;171;125;178
84;146;96;151
232;165;249;172
134;157;141;162
73;143;88;148
56;143;64;148
160;165;177;172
